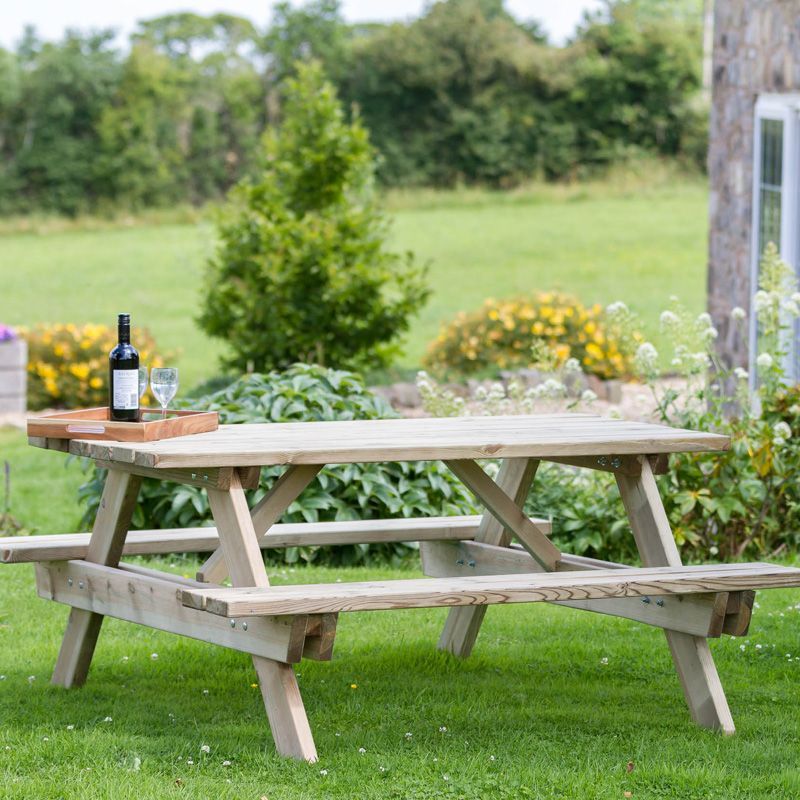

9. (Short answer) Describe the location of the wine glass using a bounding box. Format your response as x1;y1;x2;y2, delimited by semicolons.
150;367;178;419
138;367;149;399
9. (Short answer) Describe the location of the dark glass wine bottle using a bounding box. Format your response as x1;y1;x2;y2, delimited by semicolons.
109;313;140;421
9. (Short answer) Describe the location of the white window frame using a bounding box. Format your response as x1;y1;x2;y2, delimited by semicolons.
749;93;800;384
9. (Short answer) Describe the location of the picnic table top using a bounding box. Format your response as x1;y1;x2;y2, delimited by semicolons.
49;413;730;468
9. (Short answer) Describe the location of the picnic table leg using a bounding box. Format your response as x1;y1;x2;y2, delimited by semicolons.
206;471;317;762
616;458;735;734
51;470;141;687
437;457;539;657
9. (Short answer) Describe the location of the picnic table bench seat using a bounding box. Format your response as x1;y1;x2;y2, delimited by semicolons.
1;514;552;563
180;563;800;616
11;413;800;762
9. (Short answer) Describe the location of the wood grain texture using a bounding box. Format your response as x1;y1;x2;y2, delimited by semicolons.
180;562;800;617
438;458;539;658
616;458;736;734
0;515;552;564
198;464;322;584
445;459;559;570
59;414;731;468
51;470;142;688
423;539;741;638
36;560;312;663
207;472;318;762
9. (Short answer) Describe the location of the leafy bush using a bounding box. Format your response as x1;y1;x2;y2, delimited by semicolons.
24;323;165;410
78;364;477;566
197;62;429;374
424;291;639;379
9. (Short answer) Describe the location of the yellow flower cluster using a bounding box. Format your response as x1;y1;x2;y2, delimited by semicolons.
23;323;167;410
424;291;637;380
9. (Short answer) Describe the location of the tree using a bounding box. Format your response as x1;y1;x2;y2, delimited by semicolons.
197;62;430;373
9;29;121;214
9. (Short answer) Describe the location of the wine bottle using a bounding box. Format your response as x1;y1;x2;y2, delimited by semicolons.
109;313;140;421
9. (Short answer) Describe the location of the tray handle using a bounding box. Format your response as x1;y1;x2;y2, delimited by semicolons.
66;424;107;435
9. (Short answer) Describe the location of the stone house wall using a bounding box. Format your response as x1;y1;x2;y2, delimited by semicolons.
707;0;800;367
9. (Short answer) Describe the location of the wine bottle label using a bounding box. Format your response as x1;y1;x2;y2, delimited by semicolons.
112;369;139;410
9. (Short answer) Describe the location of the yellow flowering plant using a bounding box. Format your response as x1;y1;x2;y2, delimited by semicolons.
424;291;640;379
23;323;167;410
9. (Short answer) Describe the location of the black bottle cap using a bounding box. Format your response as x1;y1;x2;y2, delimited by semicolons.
118;313;130;325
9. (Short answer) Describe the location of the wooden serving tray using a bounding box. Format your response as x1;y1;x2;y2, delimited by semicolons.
27;407;218;443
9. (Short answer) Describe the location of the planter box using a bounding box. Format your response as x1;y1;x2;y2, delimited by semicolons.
0;339;27;414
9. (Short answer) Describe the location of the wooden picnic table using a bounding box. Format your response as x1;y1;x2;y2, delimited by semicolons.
6;413;800;763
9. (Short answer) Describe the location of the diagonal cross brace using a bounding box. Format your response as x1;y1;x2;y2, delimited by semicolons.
444;459;560;571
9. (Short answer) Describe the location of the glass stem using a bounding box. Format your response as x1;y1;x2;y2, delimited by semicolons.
162;404;167;420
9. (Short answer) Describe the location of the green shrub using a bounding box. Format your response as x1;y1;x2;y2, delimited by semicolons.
424;291;640;379
77;364;477;566
197;61;429;374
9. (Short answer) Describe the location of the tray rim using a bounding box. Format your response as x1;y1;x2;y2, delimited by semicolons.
27;406;219;443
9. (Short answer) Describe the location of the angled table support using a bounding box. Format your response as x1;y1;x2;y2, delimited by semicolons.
616;457;735;733
206;470;318;762
51;470;142;687
197;463;322;584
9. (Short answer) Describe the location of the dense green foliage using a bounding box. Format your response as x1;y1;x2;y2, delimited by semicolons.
77;365;477;565
198;64;429;373
0;0;705;214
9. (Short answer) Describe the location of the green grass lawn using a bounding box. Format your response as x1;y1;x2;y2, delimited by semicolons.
2;560;800;799
0;179;708;388
1;426;800;798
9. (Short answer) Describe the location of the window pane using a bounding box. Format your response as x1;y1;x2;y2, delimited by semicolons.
758;118;783;255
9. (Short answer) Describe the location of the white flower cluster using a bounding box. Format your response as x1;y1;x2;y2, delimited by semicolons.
731;306;747;322
605;301;628;318
633;342;658;375
756;352;774;370
659;310;679;328
671;344;710;373
773;421;792;447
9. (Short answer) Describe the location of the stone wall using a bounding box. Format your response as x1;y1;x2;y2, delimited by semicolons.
707;0;800;367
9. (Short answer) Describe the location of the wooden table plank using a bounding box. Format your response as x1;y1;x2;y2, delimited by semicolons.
45;414;730;468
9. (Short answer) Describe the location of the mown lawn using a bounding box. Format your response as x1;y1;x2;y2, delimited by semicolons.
1;427;800;799
0;179;708;388
2;559;800;799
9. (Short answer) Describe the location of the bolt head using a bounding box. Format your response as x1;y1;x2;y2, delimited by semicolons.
78;581;85;590
67;578;73;587
230;619;236;628
242;622;248;631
